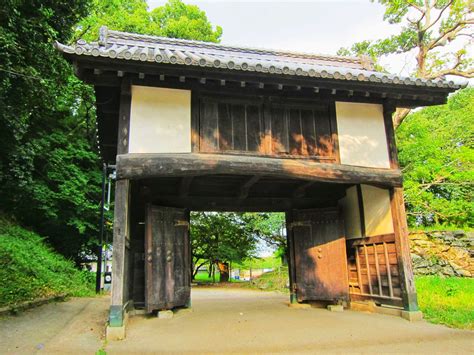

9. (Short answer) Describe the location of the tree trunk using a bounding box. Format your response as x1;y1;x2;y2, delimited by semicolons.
393;108;411;129
217;261;229;282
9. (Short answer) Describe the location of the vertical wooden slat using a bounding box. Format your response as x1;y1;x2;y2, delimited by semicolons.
199;101;218;152
263;100;272;154
231;104;246;151
373;243;383;296
117;79;131;155
363;244;373;295
288;108;302;155
246;105;262;152
383;241;394;298
328;101;340;163
217;103;232;151
355;246;363;294
191;92;200;152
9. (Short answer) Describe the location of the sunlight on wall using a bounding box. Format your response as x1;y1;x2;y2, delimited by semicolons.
129;86;191;153
361;184;394;236
336;102;390;168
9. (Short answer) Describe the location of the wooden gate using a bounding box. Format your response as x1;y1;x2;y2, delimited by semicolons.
346;233;403;307
290;208;349;302
145;205;191;313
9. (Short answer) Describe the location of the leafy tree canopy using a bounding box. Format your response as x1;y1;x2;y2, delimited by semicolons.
338;0;473;127
0;0;223;262
191;212;258;269
76;0;222;42
397;88;474;228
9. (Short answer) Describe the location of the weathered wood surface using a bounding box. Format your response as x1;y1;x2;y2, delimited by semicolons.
197;97;337;160
116;153;403;187
390;187;419;311
290;208;349;302
116;79;131;155
110;179;130;327
346;233;403;308
145;205;190;313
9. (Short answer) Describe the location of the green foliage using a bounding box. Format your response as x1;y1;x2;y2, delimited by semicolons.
0;0;103;261
416;276;474;329
191;212;258;267
0;217;94;307
245;267;289;293
338;0;473;79
77;0;222;42
0;0;222;262
397;88;474;228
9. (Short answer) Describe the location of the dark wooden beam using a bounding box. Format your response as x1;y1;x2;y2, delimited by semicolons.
70;57;452;107
292;181;315;198
148;196;336;212
116;153;403;187
179;176;194;197
238;175;260;200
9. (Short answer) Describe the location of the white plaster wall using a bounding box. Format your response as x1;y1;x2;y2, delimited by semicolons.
361;184;394;236
129;86;191;153
335;102;390;168
340;185;362;239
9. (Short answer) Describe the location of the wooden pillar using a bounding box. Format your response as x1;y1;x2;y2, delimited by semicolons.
384;103;419;311
285;211;298;303
390;187;418;311
110;77;133;327
109;179;131;327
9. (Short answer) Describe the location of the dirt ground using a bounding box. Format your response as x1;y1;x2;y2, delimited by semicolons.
1;288;473;354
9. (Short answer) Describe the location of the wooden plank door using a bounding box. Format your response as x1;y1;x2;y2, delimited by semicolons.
145;205;191;313
291;208;349;302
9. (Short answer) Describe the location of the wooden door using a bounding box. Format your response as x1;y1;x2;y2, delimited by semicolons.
145;205;191;313
291;208;349;302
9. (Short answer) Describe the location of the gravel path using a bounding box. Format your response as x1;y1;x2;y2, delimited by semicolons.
1;288;472;354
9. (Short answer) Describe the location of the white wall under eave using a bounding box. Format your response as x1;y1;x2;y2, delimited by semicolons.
361;184;394;237
335;102;390;168
129;86;191;154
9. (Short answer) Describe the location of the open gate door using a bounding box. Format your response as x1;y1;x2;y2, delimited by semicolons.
145;205;191;313
290;208;349;303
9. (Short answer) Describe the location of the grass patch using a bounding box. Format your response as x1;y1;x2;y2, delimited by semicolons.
0;217;95;308
416;276;474;329
245;267;289;293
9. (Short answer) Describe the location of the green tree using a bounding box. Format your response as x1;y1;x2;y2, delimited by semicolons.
0;0;223;262
397;88;474;228
338;0;473;128
0;0;101;261
76;0;222;42
242;213;288;264
191;212;258;282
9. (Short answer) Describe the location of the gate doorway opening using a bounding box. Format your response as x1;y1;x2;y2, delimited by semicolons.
128;175;355;313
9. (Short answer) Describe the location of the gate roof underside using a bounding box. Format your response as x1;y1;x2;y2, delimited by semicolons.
133;174;352;212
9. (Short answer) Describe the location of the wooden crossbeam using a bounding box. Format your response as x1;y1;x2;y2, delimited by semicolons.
179;176;194;197
238;175;260;200
292;181;315;198
116;153;403;187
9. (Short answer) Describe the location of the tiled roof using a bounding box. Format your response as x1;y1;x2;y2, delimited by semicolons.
55;26;465;90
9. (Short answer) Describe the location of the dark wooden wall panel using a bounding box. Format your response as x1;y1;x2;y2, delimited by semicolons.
197;96;337;161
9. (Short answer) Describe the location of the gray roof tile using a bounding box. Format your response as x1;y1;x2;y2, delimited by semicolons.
55;26;466;90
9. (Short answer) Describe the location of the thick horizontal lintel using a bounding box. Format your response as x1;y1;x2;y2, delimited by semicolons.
116;153;403;187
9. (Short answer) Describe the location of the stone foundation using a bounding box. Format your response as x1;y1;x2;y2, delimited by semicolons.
409;230;473;277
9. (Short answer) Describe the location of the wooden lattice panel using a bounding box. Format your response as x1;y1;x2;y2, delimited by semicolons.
347;233;403;307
